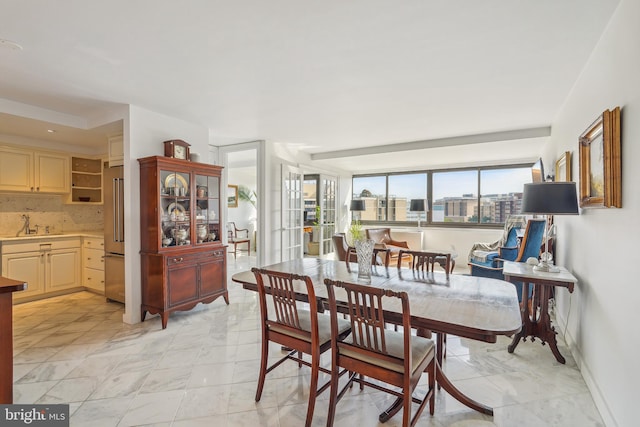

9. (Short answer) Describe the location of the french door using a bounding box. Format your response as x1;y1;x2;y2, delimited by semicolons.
319;175;337;257
281;164;304;261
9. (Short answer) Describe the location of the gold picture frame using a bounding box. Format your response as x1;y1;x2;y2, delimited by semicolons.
578;107;621;208
555;151;571;182
227;184;238;208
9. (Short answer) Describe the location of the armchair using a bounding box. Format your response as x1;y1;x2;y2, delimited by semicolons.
468;215;526;265
469;218;546;301
365;228;412;267
227;221;250;259
331;233;357;263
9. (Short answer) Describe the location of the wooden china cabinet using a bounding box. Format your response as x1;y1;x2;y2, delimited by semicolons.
138;155;228;329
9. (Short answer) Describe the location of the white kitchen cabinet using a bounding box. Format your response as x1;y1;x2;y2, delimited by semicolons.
83;237;105;293
1;237;82;302
1;251;45;299
108;135;123;167
0;145;69;194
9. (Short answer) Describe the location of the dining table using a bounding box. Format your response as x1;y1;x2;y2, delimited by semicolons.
232;258;522;416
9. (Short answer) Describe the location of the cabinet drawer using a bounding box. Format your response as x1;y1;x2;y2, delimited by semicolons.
83;238;105;250
84;267;105;292
84;248;104;270
2;237;81;254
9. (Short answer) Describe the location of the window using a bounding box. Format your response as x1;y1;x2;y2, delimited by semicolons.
432;170;477;223
479;168;530;223
353;164;532;226
353;175;387;221
388;173;427;222
353;173;427;222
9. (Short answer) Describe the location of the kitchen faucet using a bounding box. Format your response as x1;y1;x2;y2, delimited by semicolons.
18;214;38;236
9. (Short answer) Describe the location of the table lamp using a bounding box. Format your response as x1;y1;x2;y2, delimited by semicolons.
409;199;428;229
350;199;365;222
521;182;579;272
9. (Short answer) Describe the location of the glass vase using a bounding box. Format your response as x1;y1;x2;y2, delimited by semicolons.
355;238;375;283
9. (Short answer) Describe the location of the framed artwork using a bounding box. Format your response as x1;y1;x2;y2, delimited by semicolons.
555;151;571;182
578;107;621;208
227;184;238;208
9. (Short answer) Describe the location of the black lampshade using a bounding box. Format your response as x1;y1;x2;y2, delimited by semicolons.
521;182;579;215
350;199;366;211
409;199;428;212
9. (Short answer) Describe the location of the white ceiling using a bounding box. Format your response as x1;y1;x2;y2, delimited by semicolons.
0;0;620;172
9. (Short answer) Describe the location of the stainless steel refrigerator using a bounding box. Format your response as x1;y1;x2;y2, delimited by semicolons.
104;165;125;303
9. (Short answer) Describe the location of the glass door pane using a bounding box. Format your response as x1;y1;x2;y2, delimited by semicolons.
320;175;337;256
194;174;220;244
160;170;190;247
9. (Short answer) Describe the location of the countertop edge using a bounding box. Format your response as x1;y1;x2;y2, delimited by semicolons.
0;232;104;242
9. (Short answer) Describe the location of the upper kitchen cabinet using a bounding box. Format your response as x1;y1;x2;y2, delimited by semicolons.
0;145;69;193
108;134;123;167
68;156;103;204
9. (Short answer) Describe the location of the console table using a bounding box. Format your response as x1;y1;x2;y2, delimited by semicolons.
502;261;576;364
1;276;27;403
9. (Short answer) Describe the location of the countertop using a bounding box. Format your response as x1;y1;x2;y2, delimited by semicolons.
0;231;104;242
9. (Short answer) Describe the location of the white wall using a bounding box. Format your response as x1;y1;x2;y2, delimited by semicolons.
544;1;637;425
124;105;209;324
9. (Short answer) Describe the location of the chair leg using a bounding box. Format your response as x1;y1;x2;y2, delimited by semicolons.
403;384;411;427
305;351;320;427
429;360;435;415
326;357;340;427
298;350;303;368
255;337;269;401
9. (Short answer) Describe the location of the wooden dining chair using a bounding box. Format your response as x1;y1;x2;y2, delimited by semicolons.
397;249;451;365
324;278;435;427
397;249;452;278
252;268;351;427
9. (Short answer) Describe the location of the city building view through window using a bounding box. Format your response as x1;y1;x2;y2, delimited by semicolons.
352;166;532;225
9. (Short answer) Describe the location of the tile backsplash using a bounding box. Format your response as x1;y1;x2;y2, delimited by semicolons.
0;193;103;236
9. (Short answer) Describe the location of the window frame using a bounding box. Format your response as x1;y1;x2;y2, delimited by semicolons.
352;162;533;228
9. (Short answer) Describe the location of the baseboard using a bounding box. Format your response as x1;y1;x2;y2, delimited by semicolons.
556;310;618;427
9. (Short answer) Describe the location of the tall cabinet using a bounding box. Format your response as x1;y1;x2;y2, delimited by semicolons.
138;156;228;329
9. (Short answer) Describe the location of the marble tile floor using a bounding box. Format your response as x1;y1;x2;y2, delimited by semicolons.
11;255;605;426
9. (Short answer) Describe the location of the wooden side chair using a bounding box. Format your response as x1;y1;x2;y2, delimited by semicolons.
397;249;452;365
324;278;436;427
252;268;351;427
227;221;250;258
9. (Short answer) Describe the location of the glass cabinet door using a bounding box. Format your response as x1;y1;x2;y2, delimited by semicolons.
194;174;220;245
160;170;191;247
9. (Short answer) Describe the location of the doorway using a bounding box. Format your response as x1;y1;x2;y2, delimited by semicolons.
220;143;261;265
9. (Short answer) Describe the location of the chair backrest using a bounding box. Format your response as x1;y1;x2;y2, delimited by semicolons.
252;268;319;342
332;233;349;261
503;226;520;249
228;222;237;238
366;228;392;244
515;219;546;262
324;278;412;371
398;249;451;278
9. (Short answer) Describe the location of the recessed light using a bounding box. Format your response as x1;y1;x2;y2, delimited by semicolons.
47;129;56;133
0;39;23;51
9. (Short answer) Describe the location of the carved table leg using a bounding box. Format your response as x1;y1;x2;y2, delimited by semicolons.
508;281;566;364
508;282;529;354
